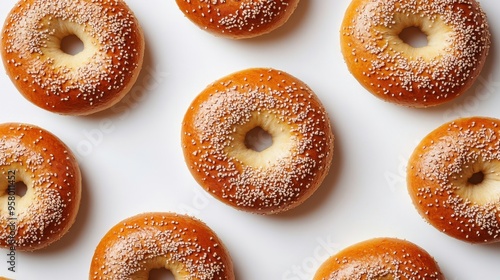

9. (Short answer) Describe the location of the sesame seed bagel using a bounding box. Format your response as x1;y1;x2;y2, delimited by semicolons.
407;117;500;243
175;0;300;39
313;237;445;280
1;0;145;115
0;123;81;251
89;212;235;280
182;68;334;215
340;0;491;108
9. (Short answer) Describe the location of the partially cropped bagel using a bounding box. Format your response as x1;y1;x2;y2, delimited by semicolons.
314;238;445;280
89;212;235;280
175;0;300;39
0;123;81;251
407;116;500;243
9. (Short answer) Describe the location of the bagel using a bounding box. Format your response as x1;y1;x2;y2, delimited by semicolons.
314;237;445;279
407;116;500;243
182;68;334;214
340;0;490;107
89;212;235;280
0;123;81;251
1;0;145;115
175;0;300;39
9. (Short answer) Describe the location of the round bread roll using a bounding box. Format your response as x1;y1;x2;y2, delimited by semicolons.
0;123;81;251
181;68;334;214
175;0;300;39
407;116;500;243
1;0;145;115
89;212;235;280
340;0;490;107
314;237;444;280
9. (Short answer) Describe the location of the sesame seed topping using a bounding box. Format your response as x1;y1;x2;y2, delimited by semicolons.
1;0;144;115
341;0;491;107
90;213;234;279
176;0;299;38
408;117;500;243
182;68;334;214
0;123;81;250
317;238;444;280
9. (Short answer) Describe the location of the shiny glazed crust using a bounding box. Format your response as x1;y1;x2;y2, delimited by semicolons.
340;0;490;107
1;0;145;115
89;212;235;280
175;0;300;39
313;238;444;280
0;123;81;251
182;68;334;214
407;117;500;243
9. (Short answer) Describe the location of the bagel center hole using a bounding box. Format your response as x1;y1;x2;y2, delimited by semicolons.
149;269;175;280
60;34;84;55
245;127;273;152
399;26;428;48
468;171;485;185
12;181;28;197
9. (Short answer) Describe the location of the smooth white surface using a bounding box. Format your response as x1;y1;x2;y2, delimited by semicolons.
1;0;500;279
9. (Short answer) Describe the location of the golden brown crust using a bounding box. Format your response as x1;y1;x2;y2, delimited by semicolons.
340;0;490;107
0;123;81;251
407;117;500;243
1;0;145;115
175;0;300;39
89;212;235;280
181;68;334;214
313;238;444;280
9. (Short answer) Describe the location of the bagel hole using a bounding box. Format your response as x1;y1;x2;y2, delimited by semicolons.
245;126;273;152
60;34;84;55
468;171;485;185
399;26;428;48
149;269;175;280
14;181;27;197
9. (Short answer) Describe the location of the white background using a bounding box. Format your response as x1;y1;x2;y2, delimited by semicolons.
1;0;500;279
